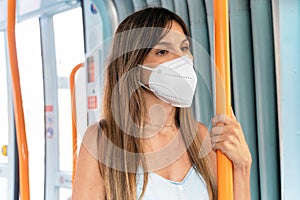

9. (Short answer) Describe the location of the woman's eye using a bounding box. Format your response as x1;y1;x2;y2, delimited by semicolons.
181;46;190;52
156;49;169;56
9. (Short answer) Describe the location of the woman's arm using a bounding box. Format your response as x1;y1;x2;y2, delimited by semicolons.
72;124;106;200
233;163;251;199
210;111;252;200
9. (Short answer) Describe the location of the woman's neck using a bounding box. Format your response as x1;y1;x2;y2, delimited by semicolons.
142;90;176;127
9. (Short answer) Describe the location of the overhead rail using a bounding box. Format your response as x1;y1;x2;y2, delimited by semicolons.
0;0;81;31
7;0;30;199
213;0;233;199
69;62;84;186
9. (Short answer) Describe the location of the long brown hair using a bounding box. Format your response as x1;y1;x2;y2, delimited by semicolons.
98;7;217;200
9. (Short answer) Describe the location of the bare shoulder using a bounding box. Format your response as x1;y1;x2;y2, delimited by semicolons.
81;122;100;157
72;122;106;200
197;122;209;139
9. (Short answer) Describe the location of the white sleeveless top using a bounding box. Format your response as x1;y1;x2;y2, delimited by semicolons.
136;166;209;200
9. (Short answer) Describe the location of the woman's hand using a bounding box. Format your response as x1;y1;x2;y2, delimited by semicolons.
210;109;252;199
210;111;252;169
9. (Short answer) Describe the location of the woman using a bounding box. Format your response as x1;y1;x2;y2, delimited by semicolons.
72;7;251;200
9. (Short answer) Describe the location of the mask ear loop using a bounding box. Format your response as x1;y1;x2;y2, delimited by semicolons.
138;81;154;92
139;64;158;71
138;64;155;92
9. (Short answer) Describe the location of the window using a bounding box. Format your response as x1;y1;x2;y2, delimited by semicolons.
53;6;84;171
53;7;84;199
0;31;8;200
16;18;44;200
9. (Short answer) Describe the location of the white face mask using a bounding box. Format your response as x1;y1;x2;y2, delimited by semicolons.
139;55;197;107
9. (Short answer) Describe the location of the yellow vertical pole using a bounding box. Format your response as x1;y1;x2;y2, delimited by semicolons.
213;0;234;199
7;0;30;199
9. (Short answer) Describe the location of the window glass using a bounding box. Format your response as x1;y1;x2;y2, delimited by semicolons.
53;7;84;173
53;7;84;199
0;178;7;200
16;18;44;200
0;31;8;200
53;8;84;171
0;32;8;164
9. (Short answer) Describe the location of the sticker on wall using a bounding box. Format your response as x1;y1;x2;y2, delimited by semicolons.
90;3;98;14
46;127;54;138
45;105;54;139
88;95;97;110
87;56;95;82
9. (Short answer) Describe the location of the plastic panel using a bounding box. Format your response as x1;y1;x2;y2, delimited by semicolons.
113;0;134;22
40;16;60;200
276;0;300;198
173;0;190;29
145;0;161;7
132;0;147;11
251;0;280;199
161;0;174;12
229;0;260;199
187;0;213;128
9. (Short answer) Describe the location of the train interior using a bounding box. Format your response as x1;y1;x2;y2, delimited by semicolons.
0;0;299;199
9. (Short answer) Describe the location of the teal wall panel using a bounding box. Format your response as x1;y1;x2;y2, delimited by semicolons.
132;0;147;11
161;0;175;12
173;0;190;29
187;0;213;128
145;0;161;7
251;0;280;199
229;0;260;199
113;0;134;22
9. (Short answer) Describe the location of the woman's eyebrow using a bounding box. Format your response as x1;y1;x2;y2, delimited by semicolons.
155;41;172;47
181;38;189;45
156;38;189;47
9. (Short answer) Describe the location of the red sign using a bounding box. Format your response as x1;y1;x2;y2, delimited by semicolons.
88;96;97;109
45;105;53;112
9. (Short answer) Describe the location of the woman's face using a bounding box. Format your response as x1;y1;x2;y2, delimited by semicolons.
140;20;192;83
142;20;192;67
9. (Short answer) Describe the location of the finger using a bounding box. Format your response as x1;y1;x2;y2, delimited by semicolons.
212;113;236;126
211;126;224;136
211;134;226;144
212;141;224;152
211;124;238;136
212;113;226;126
211;126;240;147
211;140;232;153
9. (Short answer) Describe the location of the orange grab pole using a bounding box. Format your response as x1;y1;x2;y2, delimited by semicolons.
7;0;30;199
214;0;233;199
70;63;84;186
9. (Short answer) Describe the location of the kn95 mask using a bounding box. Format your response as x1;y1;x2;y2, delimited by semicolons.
139;55;197;108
